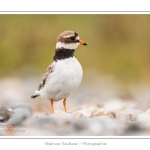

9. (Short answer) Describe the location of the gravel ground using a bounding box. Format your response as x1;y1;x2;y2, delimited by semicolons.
1;76;150;136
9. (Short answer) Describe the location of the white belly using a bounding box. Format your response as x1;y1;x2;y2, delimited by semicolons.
40;57;83;101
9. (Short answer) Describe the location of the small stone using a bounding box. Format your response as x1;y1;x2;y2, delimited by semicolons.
122;122;143;135
87;118;117;136
72;112;83;118
40;112;51;116
7;108;14;113
72;118;88;131
34;116;54;127
88;119;103;135
95;116;110;119
90;108;116;118
116;109;143;121
76;106;97;117
8;103;32;114
137;113;150;121
8;108;31;125
0;107;11;122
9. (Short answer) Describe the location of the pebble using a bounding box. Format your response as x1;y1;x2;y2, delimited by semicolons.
122;122;144;136
116;109;143;121
87;118;117;136
137;113;150;122
2;77;150;136
72;112;83;118
8;103;32;114
75;106;97;117
0;107;12;122
90;107;116;118
1;103;150;135
70;118;88;132
8;108;31;126
34;115;56;128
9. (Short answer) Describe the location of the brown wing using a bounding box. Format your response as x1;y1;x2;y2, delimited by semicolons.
38;62;54;91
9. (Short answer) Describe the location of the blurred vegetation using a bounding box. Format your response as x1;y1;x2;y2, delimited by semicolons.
0;15;150;84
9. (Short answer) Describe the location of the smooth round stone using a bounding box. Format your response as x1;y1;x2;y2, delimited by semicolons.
116;109;144;121
71;118;88;131
8;103;32;114
87;118;117;136
76;106;98;117
38;112;51;117
34;116;55;127
88;119;104;135
95;116;110;119
122;122;143;136
90;108;116;119
137;113;150;121
72;112;83;118
8;108;31;125
0;107;11;122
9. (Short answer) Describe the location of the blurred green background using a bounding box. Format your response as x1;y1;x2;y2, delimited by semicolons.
0;15;150;84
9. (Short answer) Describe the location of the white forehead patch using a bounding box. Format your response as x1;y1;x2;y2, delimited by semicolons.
75;36;80;40
56;42;79;50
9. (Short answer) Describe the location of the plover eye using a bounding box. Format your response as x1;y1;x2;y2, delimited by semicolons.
76;40;79;42
70;36;75;41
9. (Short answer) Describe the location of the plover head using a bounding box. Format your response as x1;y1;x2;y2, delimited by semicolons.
56;30;87;50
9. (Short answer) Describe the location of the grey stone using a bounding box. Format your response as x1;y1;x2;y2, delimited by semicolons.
0;107;12;122
72;112;83;118
116;109;143;121
90;107;116;118
137;113;150;121
34;116;55;127
76;106;97;117
122;122;144;136
8;103;32;114
8;108;31;126
87;118;117;136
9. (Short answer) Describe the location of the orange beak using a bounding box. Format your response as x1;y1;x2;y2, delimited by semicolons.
79;40;87;46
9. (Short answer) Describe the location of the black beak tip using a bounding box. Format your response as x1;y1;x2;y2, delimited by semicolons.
83;43;87;46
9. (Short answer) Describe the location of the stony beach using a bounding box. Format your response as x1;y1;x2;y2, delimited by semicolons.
1;76;150;136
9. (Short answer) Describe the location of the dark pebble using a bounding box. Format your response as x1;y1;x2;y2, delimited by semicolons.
0;107;11;122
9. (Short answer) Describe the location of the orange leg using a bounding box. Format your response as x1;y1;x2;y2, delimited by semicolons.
50;99;54;113
63;98;67;112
